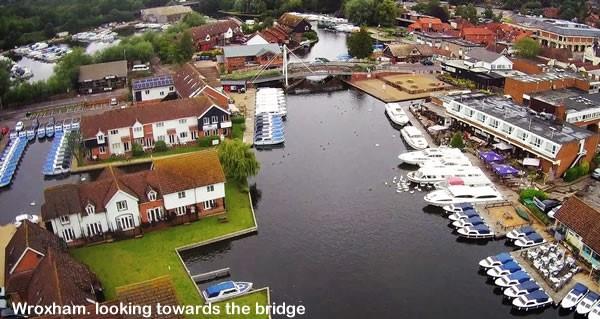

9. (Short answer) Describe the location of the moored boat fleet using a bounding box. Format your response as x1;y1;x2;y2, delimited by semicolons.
254;88;287;146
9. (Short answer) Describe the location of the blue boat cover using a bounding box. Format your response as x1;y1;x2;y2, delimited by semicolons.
573;283;589;295
457;203;473;209
517;281;539;292
500;261;520;271
205;281;235;298
528;290;549;302
507;271;530;281
460;209;479;217
518;226;535;234
528;233;544;243
495;252;513;263
474;224;491;233
585;292;600;301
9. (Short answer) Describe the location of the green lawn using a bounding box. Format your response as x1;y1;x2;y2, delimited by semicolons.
72;180;265;318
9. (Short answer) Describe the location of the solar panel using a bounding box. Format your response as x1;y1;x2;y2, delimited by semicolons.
132;74;174;90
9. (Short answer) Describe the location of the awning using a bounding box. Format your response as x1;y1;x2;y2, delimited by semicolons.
523;158;540;167
428;125;448;132
493;141;513;151
492;163;520;176
479;150;504;163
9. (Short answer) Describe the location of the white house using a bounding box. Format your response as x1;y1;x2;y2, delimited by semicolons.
41;150;227;245
464;47;513;71
246;33;269;45
132;74;176;103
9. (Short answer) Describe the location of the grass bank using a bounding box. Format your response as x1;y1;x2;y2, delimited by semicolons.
72;179;262;317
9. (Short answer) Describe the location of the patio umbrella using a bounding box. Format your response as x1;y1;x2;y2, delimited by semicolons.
492;164;519;177
479;150;504;164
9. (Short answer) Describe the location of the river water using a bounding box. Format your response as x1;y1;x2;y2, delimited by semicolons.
180;90;562;319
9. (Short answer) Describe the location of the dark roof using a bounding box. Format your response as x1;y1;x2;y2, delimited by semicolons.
555;197;600;254
115;276;183;319
132;74;174;91
80;97;214;140
189;19;241;43
223;43;281;58
79;60;127;82
278;13;307;28
41;184;82;219
173;63;208;98
466;47;506;63
512;15;600;37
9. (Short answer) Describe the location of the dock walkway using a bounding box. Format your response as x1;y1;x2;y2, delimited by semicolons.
401;104;437;147
229;88;255;145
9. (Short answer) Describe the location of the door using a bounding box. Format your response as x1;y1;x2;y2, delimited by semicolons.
135;91;142;101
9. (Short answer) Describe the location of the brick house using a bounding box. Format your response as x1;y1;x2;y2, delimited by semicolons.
80;97;231;160
189;18;243;51
222;43;282;72
277;13;312;43
4;221;101;305
461;27;495;46
408;18;450;33
41;151;227;245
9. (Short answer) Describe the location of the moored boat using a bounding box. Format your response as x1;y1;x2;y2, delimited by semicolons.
512;291;552;311
407;166;486;184
506;226;536;240
443;203;473;214
576;291;600;315
400;126;428;150
504;281;541;299
451;215;486;228
479;252;513;269
494;271;530;288
560;283;588;310
202;281;253;303
398;147;464;165
385;103;409;126
424;185;503;207
487;261;521;278
457;224;495;239
514;233;545;248
448;209;479;222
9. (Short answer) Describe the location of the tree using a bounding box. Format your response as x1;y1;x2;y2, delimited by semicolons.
450;132;464;149
66;131;85;165
154;140;168;152
347;27;373;59
376;0;399;27
174;31;195;64
483;6;494;19
0;61;10;104
514;37;541;58
345;0;375;25
132;143;144;157
181;12;206;27
218;139;260;183
455;4;478;24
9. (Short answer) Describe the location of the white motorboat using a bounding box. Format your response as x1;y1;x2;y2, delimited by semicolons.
506;226;536;240
479;252;513;269
560;283;588;310
443;203;473;214
254;136;285;146
417;157;472;168
407;166;485;184
504;281;541;299
385;103;409;126
486;261;521;277
434;175;494;189
14;214;40;227
512;291;553;311
202;281;253;303
423;185;503;207
400;126;428;150
457;224;495;239
398;147;464;165
589;300;600;319
514;233;545;248
494;271;530;288
451;215;486;228
576;291;600;315
448;209;478;222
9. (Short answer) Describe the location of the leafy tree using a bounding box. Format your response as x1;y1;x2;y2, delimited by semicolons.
514;37;541;58
66;131;85;165
483;6;494;19
181;12;206;28
0;61;11;105
376;0;399;27
174;31;195;64
450;132;464;149
218;139;260;183
347;27;373;59
54;47;93;87
154;140;168;152
132;143;144;157
455;4;478;24
345;0;375;25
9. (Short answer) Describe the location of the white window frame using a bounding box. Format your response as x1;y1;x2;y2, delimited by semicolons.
62;228;75;242
59;215;70;225
86;222;102;237
148;190;157;201
85;204;95;215
178;191;186;199
175;206;187;216
147;207;163;222
207;185;215;192
116;214;135;231
203;199;216;210
116;200;128;211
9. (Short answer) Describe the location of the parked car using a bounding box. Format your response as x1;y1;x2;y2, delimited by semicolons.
533;197;561;213
593;168;600;180
420;59;434;65
110;97;117;106
14;121;23;132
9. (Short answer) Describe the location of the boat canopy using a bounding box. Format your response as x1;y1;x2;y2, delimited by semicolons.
507;271;530;281
518;226;535;235
527;233;544;243
529;290;549;302
500;261;520;271
573;283;589;295
466;216;485;224
517;281;539;291
584;292;600;301
456;203;473;209
495;252;513;263
206;281;235;297
473;224;491;233
459;209;479;217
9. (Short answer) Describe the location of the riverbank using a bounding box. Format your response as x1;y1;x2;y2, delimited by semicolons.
72;179;262;311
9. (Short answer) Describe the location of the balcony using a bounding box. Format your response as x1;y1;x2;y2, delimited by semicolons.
203;123;218;131
221;121;232;128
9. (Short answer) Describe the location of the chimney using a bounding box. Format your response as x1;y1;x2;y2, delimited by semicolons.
555;101;566;124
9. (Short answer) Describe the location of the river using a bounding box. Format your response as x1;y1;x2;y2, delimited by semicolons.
289;23;349;62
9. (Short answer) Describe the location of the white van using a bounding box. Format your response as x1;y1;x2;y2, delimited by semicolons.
131;64;149;72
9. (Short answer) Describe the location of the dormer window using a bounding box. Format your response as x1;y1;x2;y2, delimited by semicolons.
148;190;157;201
85;204;95;215
96;133;105;144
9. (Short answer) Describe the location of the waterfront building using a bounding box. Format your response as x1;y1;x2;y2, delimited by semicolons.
503;69;594;104
78;60;128;94
443;93;599;177
440;38;482;59
414;31;458;48
189;18;243;51
407;17;450;33
41;151;226;245
132;74;176;103
383;44;435;63
4;221;101;304
461;27;495;46
554;196;600;271
507;15;600;52
140;5;192;23
464;47;513;72
528;88;600;132
80;97;231;160
277;13;312;43
222;44;283;72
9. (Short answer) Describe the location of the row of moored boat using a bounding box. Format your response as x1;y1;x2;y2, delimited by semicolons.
254;88;286;146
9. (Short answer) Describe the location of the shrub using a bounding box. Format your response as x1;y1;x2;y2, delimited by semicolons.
132;143;144;157
579;160;590;175
450;132;464;149
564;167;580;182
231;115;245;124
154;140;168;152
519;188;548;202
197;136;220;148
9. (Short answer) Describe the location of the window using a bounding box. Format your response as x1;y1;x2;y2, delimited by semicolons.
489;119;499;129
62;228;75;242
203;199;216;210
133;127;142;133
175;206;187;216
116;214;135;231
110;129;119;135
207;185;215;192
203;118;210;125
85;204;95;215
169;86;174;91
158;135;165;141
531;137;542;148
116;200;128;211
222;115;229;122
148;190;157;201
545;143;557;154
191;130;198;140
59;215;70;224
476;113;486;123
501;124;513;135
179;119;187;124
204;130;209;137
160;91;164;96
178;191;186;199
147;207;163;223
156;122;164;128
124;142;130;152
179;132;188;138
211;116;218;123
517;130;528;142
112;143;120;150
222;128;228;136
169;134;176;144
97;135;105;144
86;223;102;237
145;90;150;94
99;146;106;154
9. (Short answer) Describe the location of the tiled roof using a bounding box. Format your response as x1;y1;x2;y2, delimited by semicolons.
462;27;494;36
152;150;225;194
78;60;127;82
80;97;214;140
278;13;306;28
189;19;241;44
116;276;183;319
555;196;600;253
173;63;208;98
